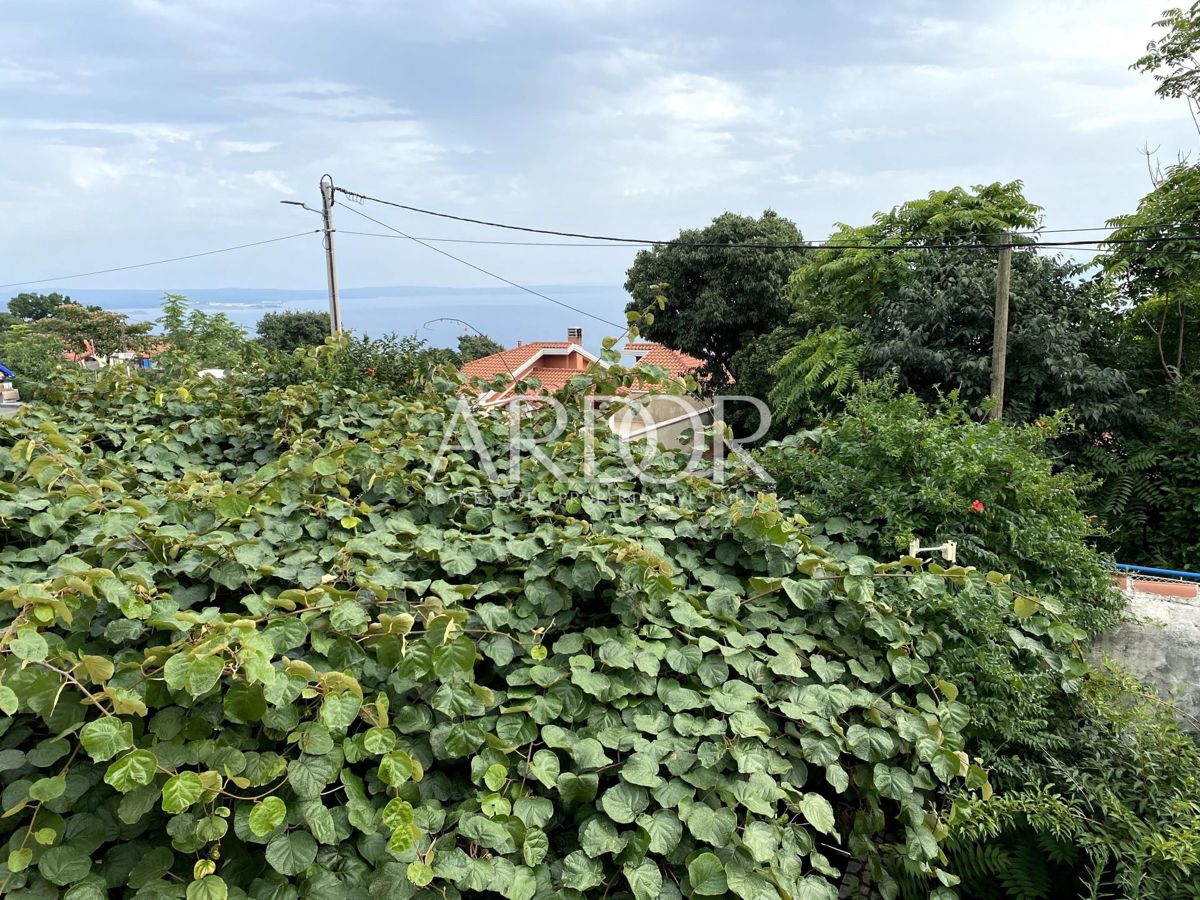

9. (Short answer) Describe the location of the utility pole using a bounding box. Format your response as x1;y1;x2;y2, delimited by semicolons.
319;174;342;335
988;233;1013;421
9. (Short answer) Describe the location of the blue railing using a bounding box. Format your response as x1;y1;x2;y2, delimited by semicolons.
1113;562;1200;582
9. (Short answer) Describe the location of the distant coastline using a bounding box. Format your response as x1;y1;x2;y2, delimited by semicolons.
57;284;629;351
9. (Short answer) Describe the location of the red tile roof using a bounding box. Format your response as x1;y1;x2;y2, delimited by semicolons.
460;340;711;403
460;342;571;381
625;343;706;377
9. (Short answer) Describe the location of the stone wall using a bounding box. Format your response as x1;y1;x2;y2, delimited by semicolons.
1092;576;1200;729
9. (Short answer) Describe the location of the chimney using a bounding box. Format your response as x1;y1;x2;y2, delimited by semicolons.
567;327;583;343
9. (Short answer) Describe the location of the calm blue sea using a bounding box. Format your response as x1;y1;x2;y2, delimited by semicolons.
62;285;630;353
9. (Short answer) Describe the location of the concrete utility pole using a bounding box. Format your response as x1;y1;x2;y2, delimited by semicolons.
319;174;342;335
988;233;1013;421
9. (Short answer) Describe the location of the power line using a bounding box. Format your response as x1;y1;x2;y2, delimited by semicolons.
334;186;1200;251
0;231;321;290
338;230;645;247
334;202;625;329
339;228;1200;260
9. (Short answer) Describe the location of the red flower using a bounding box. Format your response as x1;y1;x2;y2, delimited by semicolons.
970;500;985;513
367;368;376;377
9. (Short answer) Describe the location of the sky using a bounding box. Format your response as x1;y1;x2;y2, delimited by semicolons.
2;0;1197;338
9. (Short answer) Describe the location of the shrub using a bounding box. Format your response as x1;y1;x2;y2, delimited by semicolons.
257;333;456;396
0;326;69;400
758;388;1120;636
759;389;1200;897
1078;376;1200;570
256;312;332;354
0;366;1098;899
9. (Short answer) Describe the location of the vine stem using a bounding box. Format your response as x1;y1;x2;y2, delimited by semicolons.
36;661;115;717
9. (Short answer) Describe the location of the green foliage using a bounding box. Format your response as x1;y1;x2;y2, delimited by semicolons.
926;663;1200;899
769;326;864;428
1079;376;1200;568
256;310;332;354
5;293;76;323
788;182;1039;330
258;332;457;395
5;360;1131;898
760;390;1200;898
157;293;261;373
1103;161;1200;383
781;181;1128;428
898;828;1079;900
0;327;67;399
624;210;807;393
456;333;505;364
759;389;1118;631
1132;2;1200;122
1082;162;1200;567
31;303;153;358
858;251;1128;427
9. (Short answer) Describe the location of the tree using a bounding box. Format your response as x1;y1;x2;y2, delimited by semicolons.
157;293;259;372
856;250;1128;427
259;332;457;394
0;324;67;396
33;303;153;357
770;183;1129;428
1102;160;1200;383
624;211;807;392
789;181;1041;331
457;332;505;363
6;291;75;321
1080;161;1200;568
1132;2;1200;133
256;310;331;353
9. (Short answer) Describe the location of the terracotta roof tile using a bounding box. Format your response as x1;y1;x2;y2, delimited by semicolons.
461;339;715;402
626;343;706;377
461;342;574;380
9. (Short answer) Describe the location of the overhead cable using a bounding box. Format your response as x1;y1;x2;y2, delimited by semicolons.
334;187;1200;251
0;231;321;290
334;203;625;329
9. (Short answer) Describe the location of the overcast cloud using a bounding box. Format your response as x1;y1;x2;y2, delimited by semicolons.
2;0;1196;302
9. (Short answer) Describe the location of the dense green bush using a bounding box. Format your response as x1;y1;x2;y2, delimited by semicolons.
757;389;1118;635
256;333;456;396
256;312;332;355
1078;376;1200;570
2;364;1127;899
759;389;1200;897
0;327;68;401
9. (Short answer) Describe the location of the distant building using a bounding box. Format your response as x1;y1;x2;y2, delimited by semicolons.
460;328;716;451
460;332;603;407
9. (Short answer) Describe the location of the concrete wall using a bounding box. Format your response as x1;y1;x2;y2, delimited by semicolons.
607;395;714;452
1092;580;1200;729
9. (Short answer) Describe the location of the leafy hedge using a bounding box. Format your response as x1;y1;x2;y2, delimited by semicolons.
0;365;1158;899
758;390;1120;636
759;389;1200;897
0;367;1027;899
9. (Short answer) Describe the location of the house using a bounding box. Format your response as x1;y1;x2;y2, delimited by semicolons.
460;328;716;451
623;342;707;380
66;341;166;371
611;342;715;449
460;327;604;407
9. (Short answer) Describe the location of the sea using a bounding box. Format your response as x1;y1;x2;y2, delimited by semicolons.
60;285;630;354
